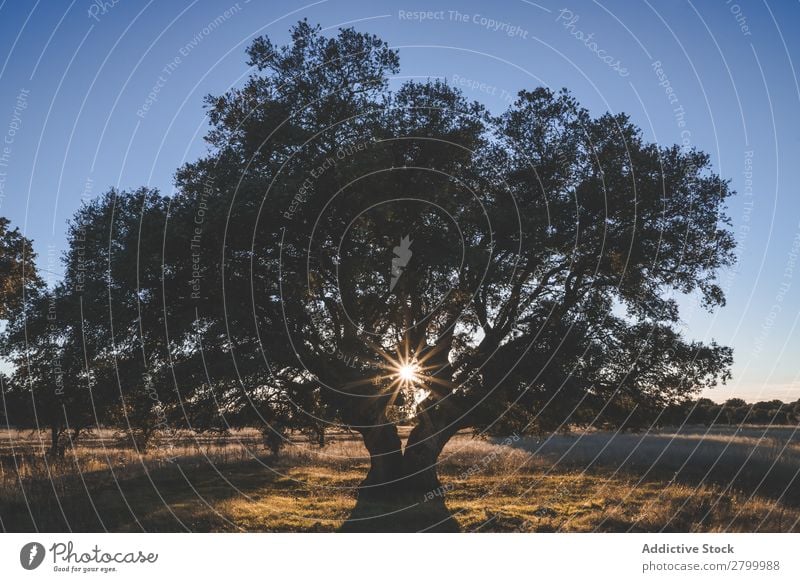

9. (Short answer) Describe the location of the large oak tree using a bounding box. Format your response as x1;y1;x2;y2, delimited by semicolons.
5;22;734;523
160;21;735;506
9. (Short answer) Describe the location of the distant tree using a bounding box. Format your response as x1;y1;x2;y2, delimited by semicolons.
660;400;693;427
2;288;96;455
746;407;768;424
151;21;736;510
0;217;42;316
723;397;747;424
744;400;787;425
788;400;800;424
58;188;173;451
752;399;784;410
684;398;719;426
0;217;72;453
2;190;174;454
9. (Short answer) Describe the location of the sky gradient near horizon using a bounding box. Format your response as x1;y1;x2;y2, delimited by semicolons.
0;0;798;402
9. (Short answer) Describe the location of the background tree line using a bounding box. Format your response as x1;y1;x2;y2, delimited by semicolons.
658;397;800;428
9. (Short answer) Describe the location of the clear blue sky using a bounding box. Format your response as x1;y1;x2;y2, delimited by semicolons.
0;0;798;402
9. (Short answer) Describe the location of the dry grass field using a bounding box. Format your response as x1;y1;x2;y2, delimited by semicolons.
1;425;799;532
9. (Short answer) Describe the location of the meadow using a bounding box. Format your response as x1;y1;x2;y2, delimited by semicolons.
1;425;798;532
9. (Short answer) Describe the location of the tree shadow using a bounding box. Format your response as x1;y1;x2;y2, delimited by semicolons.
1;457;299;532
340;495;460;532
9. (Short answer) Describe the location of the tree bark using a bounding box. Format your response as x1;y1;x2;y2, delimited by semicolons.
402;414;462;495
345;418;463;532
356;413;462;502
49;425;64;457
356;424;405;501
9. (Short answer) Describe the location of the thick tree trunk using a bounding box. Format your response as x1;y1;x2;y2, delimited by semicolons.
49;425;63;457
345;419;461;532
342;387;467;531
356;424;405;501
404;415;464;494
357;416;461;502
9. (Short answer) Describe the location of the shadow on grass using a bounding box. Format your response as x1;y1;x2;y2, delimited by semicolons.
1;457;292;532
340;495;460;532
3;457;463;532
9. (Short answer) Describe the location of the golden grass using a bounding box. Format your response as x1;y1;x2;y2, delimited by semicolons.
1;427;798;532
